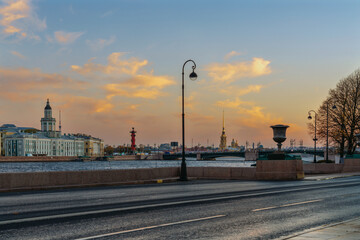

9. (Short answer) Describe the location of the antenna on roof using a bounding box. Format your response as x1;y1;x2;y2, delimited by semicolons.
59;110;62;133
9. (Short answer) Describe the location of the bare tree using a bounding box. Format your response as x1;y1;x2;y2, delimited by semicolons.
308;69;360;157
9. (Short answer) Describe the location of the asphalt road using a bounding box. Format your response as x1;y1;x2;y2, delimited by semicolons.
1;176;360;239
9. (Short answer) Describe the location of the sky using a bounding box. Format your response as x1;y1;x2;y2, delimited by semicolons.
0;0;359;148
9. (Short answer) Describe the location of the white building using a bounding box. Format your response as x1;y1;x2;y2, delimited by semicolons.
5;134;85;156
4;100;86;157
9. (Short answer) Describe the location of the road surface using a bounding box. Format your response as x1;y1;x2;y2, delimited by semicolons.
1;176;360;239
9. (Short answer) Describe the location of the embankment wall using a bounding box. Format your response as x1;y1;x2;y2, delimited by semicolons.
0;167;257;192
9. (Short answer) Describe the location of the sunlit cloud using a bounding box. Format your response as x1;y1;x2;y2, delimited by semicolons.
205;57;272;84
0;0;46;39
187;112;216;125
10;50;25;59
71;52;148;76
216;98;254;109
86;36;115;51
104;73;175;99
219;84;264;96
0;67;87;101
53;30;84;44
224;50;242;60
238;105;282;128
216;97;282;129
71;53;175;100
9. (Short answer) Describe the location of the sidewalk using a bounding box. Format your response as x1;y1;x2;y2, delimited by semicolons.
283;218;360;239
304;172;360;181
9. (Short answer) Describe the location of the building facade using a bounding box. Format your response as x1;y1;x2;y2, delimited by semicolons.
4;134;85;156
73;134;104;157
3;100;103;157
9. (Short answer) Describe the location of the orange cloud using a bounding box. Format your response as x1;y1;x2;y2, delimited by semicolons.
71;52;148;76
219;84;264;96
187;112;216;125
216;97;282;129
104;73;175;99
54;31;84;44
224;51;242;60
0;67;88;104
86;36;116;51
10;50;25;59
72;53;175;100
205;57;272;83
0;0;45;38
238;105;283;128
216;98;254;109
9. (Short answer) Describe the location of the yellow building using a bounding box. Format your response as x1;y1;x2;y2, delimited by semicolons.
74;134;104;157
0;130;16;156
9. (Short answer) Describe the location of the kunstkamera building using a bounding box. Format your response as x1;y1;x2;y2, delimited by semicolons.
3;100;104;157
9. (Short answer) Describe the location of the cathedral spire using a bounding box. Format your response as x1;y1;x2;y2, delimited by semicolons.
219;109;227;151
222;110;225;132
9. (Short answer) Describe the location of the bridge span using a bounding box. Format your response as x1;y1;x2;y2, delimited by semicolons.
162;150;324;160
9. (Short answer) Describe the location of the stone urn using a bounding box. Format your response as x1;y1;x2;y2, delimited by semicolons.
271;124;289;151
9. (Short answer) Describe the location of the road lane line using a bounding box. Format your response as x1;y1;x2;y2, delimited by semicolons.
74;215;226;240
251;206;277;212
280;199;323;207
1;182;355;226
252;199;323;212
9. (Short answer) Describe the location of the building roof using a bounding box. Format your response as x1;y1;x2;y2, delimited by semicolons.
45;99;52;110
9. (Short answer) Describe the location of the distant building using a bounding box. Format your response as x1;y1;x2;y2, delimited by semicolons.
219;111;227;150
3;99;103;157
231;139;239;148
0;124;38;156
73;133;104;157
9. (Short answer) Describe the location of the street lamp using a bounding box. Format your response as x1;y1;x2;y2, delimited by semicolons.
308;110;318;163
180;59;197;181
326;101;337;161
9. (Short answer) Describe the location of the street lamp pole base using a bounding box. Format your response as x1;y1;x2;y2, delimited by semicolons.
180;159;188;181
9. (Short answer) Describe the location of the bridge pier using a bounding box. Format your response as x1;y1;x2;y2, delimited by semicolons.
197;153;202;160
245;150;258;161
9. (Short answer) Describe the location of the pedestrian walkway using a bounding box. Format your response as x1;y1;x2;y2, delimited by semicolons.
283;218;360;239
304;172;360;181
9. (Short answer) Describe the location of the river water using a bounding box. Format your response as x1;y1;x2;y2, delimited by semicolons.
0;157;254;173
0;154;321;173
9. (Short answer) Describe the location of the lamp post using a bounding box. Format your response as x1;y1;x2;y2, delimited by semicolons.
308;110;318;163
326;101;337;161
180;60;197;181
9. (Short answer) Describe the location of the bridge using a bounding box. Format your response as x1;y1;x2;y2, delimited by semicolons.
162;149;324;160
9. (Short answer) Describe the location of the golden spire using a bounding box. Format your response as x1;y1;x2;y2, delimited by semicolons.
219;109;227;150
222;110;225;130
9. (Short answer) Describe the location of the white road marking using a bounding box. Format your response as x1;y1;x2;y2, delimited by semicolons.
74;215;226;240
1;182;355;226
252;199;323;212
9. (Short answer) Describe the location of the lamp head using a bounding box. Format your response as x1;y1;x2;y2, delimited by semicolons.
332;104;337;110
189;70;197;81
308;115;312;120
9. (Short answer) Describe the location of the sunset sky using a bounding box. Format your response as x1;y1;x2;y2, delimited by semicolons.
0;0;359;148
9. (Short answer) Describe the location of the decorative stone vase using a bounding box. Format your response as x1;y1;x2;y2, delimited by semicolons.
270;124;289;151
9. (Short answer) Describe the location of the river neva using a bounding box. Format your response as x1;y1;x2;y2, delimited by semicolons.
0;158;256;173
0;154;321;173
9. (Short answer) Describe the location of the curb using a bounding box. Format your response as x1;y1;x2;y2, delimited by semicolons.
278;217;360;239
304;173;360;181
0;177;184;193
